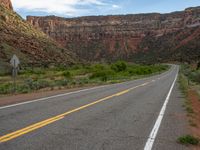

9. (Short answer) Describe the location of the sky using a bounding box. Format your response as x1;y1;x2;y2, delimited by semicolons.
11;0;200;18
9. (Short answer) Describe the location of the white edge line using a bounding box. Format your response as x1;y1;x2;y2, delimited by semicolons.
0;66;173;110
144;68;178;150
0;85;107;110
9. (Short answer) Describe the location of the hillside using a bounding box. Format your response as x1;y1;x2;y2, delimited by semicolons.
0;0;76;73
133;27;200;64
27;7;200;64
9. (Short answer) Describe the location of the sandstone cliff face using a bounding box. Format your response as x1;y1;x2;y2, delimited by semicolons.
27;6;200;63
0;2;76;71
0;0;12;10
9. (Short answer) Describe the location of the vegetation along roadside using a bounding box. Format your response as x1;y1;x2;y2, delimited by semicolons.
0;61;168;96
178;64;200;147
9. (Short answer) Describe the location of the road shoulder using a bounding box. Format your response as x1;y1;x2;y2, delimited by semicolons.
153;83;190;150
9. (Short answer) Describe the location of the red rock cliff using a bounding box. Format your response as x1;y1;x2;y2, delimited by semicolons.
0;0;76;68
27;6;200;63
0;0;13;10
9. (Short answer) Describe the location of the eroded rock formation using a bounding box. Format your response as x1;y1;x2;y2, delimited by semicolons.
27;6;200;63
0;1;76;71
0;0;12;10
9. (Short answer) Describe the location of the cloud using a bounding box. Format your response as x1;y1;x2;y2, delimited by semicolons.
112;4;120;8
11;0;110;16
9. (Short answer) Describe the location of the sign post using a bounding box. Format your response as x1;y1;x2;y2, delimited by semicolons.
10;55;20;94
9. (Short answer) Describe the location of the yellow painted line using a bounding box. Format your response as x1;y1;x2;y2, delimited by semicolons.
0;81;150;143
0;117;64;143
114;89;130;96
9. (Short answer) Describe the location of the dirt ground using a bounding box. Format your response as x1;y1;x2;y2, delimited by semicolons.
188;89;200;150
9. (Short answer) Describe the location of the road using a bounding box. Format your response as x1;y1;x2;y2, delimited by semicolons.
0;65;189;150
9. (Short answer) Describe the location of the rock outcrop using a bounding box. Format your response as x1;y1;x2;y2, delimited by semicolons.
0;0;12;10
27;6;200;63
0;2;76;72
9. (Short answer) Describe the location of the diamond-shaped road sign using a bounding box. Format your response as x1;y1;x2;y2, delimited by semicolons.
10;54;20;68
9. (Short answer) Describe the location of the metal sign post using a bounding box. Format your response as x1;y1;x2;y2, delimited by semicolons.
10;55;20;94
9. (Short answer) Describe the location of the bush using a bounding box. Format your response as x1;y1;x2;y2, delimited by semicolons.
62;71;72;78
178;135;199;145
24;78;34;90
16;85;29;93
130;67;151;75
92;64;106;72
182;64;200;84
90;70;115;81
90;71;107;81
128;69;137;75
55;79;69;86
189;71;200;83
24;79;49;90
0;83;12;94
111;61;127;72
36;80;50;89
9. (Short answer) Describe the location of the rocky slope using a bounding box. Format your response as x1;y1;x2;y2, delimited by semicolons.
0;0;76;73
27;7;200;63
0;0;12;9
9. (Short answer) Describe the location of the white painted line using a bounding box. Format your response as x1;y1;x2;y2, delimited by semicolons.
0;85;108;110
144;69;178;150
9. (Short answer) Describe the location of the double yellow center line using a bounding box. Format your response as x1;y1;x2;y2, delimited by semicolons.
0;82;150;143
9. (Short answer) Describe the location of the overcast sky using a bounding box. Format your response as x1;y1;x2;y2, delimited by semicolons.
11;0;200;18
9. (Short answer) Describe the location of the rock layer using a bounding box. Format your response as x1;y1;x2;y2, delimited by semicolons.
0;2;76;72
0;0;12;10
27;7;200;63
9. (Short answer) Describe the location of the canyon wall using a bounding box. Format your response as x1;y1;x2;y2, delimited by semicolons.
0;0;12;10
0;1;76;70
27;7;200;63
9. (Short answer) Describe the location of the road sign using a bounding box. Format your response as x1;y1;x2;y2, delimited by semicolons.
10;55;20;94
10;54;20;68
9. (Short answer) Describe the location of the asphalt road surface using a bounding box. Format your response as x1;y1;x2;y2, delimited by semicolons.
0;65;189;150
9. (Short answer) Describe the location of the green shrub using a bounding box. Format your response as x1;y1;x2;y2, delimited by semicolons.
90;71;107;81
90;70;115;81
75;78;90;85
133;67;151;75
179;74;188;89
55;79;69;86
36;80;50;89
16;85;29;93
182;64;200;84
24;78;34;89
189;71;200;83
92;64;106;72
178;135;199;145
24;79;49;90
62;71;72;78
111;61;127;72
128;68;136;75
24;68;45;75
0;83;12;94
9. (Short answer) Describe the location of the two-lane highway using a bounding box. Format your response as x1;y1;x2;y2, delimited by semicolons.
0;65;189;150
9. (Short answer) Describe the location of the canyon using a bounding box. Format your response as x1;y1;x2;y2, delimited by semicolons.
27;7;200;63
0;0;199;67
